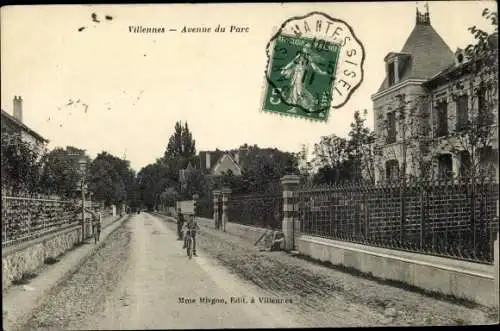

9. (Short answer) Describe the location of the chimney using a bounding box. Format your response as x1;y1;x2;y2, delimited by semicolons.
206;152;211;169
454;48;468;66
416;2;431;25
235;152;240;165
13;96;23;122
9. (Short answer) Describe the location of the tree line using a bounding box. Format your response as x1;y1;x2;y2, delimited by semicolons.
1;133;136;210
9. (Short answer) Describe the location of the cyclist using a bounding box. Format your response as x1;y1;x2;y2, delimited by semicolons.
182;214;200;256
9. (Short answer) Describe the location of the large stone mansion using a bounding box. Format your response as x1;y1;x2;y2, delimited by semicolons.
371;7;498;182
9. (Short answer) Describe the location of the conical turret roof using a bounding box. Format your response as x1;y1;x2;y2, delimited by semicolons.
377;9;455;92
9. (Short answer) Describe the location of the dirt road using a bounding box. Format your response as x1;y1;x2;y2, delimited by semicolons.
80;213;302;329
21;213;497;330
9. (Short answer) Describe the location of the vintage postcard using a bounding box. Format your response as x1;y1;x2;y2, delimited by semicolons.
1;2;499;330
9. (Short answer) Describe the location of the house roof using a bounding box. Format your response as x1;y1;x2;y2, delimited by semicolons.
423;33;499;90
198;150;242;174
1;109;49;143
212;153;242;175
377;13;455;93
198;150;226;172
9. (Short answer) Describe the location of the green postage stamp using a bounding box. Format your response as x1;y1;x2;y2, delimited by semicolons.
262;12;365;121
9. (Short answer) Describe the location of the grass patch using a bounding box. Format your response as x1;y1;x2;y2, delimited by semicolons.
44;256;60;265
12;271;38;285
294;253;480;309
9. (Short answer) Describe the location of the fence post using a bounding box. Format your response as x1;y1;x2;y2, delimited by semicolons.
213;190;221;229
495;196;499;316
221;187;231;232
400;182;406;243
281;174;300;251
419;184;424;250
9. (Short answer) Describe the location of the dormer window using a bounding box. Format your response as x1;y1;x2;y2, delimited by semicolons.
384;52;410;88
388;62;396;86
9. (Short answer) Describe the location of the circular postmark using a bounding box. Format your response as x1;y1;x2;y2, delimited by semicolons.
263;12;365;120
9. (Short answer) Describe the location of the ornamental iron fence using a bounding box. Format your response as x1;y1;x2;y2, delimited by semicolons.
196;195;214;219
297;176;499;265
228;192;283;230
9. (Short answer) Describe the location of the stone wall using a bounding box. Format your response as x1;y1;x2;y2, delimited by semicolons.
298;234;499;308
2;215;120;293
198;217;267;244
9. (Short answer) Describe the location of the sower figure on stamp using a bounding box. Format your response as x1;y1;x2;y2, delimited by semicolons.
280;43;328;111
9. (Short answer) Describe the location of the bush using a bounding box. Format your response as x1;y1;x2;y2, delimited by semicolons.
12;271;38;285
44;256;60;265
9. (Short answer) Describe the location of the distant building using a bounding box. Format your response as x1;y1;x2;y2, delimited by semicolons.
371;7;498;181
179;161;196;190
1;96;49;151
198;150;242;176
179;149;243;189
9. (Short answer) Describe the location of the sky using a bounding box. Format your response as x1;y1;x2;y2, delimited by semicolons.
1;1;497;172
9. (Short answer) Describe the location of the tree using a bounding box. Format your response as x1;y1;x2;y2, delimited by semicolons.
234;145;298;193
295;144;313;183
312;134;351;183
136;160;170;210
39;146;90;197
181;169;207;199
1;131;44;194
159;186;180;211
347;109;376;182
163;121;197;179
88;152;133;207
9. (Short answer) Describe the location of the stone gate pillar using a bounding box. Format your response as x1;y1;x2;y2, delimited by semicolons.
213;190;221;229
192;193;199;216
221;187;232;232
281;174;301;251
494;231;499;318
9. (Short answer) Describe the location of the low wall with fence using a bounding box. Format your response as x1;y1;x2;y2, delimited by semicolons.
227;192;283;230
1;194;118;292
197;217;268;244
298;234;498;307
296;178;499;265
211;175;499;307
291;176;499;307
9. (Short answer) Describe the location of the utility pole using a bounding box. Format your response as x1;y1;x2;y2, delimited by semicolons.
81;179;85;241
75;154;88;242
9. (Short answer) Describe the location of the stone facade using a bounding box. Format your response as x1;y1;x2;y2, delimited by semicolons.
371;8;498;182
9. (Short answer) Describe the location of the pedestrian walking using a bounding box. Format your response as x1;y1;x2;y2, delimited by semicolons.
182;214;200;256
177;208;185;240
85;206;102;244
94;208;102;243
